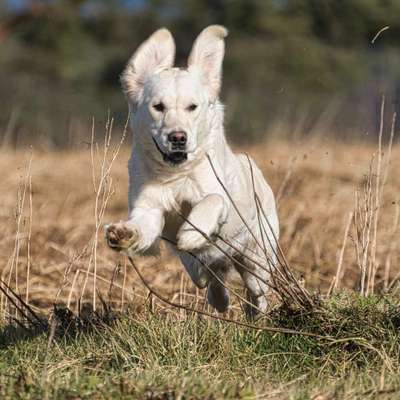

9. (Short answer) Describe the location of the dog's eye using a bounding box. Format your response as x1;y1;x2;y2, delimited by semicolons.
153;102;165;112
187;103;198;112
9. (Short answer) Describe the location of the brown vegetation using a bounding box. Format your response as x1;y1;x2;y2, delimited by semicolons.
1;129;399;320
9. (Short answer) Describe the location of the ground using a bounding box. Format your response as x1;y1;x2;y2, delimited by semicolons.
0;132;399;399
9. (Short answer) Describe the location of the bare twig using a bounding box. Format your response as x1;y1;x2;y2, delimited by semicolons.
368;97;385;294
329;211;353;293
371;26;390;44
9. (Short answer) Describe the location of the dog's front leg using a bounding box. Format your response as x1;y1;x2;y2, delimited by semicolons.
177;194;228;251
105;208;164;256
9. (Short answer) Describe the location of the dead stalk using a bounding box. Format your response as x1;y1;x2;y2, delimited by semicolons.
26;150;33;304
331;211;353;292
2;151;33;318
368;97;385;294
351;102;397;295
353;160;374;296
384;202;399;291
79;115;127;311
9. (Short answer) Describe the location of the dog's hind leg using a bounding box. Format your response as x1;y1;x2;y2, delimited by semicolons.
235;252;271;320
178;252;210;289
207;280;229;313
179;252;229;312
206;266;230;313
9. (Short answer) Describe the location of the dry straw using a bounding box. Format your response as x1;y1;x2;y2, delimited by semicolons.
352;98;397;295
1;99;399;338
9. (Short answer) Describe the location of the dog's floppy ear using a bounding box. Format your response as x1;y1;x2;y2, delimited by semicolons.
188;25;228;101
121;28;175;101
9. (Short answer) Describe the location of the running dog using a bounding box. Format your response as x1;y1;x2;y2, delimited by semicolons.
105;25;279;318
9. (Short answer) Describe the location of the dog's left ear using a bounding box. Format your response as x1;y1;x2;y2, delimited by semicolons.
188;25;228;101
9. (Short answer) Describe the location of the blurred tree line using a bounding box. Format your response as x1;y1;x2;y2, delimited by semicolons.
1;0;400;147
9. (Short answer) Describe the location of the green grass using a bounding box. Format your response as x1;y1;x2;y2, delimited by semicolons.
1;293;400;399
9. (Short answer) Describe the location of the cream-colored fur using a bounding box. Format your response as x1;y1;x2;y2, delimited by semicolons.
105;25;279;317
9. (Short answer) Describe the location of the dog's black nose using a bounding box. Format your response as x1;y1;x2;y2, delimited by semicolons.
168;131;187;147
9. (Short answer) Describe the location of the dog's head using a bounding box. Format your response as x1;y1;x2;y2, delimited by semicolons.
121;25;228;166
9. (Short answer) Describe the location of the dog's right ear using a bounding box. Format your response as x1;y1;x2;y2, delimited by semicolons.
121;28;175;102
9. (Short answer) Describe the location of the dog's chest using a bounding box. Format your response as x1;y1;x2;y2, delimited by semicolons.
172;176;203;207
162;178;201;242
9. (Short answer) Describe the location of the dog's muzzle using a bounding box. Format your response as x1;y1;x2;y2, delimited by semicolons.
152;135;188;166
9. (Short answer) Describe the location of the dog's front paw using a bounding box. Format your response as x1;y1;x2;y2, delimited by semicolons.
177;229;208;251
105;222;139;254
177;219;220;252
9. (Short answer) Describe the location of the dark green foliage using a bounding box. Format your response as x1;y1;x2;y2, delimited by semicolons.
1;0;400;146
1;292;400;399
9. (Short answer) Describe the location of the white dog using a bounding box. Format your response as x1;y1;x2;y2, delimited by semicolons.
105;25;279;318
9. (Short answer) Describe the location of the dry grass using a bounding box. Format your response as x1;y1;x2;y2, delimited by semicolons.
1;130;399;319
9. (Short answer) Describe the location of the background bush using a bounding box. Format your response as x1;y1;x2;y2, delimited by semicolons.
1;0;400;146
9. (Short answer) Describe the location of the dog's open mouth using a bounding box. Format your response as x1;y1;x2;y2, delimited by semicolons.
164;151;187;165
152;138;187;165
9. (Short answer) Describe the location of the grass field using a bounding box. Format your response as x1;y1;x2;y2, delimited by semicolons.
1;125;400;399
